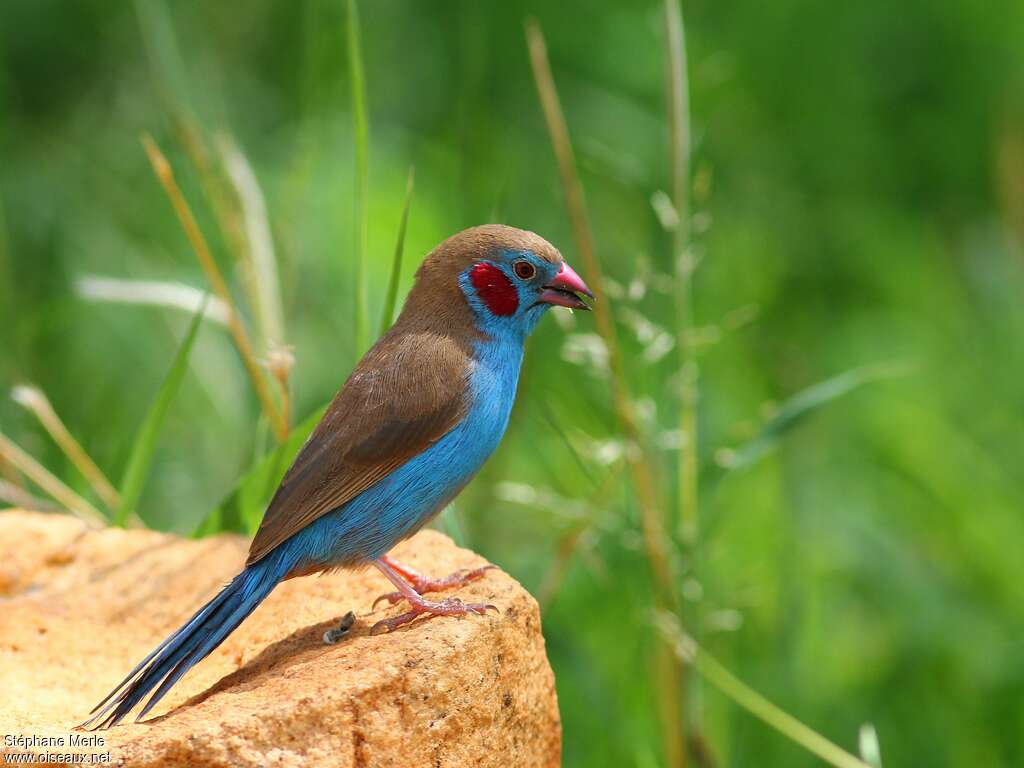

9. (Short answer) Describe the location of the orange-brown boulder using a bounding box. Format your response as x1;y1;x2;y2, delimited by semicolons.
0;510;561;767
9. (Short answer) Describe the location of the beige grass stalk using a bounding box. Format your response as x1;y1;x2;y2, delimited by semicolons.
76;275;231;325
525;20;685;768
217;133;286;347
0;453;19;486
0;479;57;512
217;133;293;430
266;343;295;433
183;122;244;241
0;431;106;526
141;133;288;443
11;385;121;511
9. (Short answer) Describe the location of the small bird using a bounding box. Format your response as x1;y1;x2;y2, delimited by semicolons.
84;224;592;729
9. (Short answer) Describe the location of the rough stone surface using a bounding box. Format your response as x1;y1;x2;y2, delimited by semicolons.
0;510;561;767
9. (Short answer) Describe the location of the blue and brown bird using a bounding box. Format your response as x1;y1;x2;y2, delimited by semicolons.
83;224;592;729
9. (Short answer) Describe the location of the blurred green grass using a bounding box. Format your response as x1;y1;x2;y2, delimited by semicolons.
3;1;1024;766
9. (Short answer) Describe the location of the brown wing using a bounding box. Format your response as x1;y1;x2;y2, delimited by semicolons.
246;329;473;565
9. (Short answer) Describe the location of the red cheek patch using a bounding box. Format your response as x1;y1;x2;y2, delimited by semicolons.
469;262;518;316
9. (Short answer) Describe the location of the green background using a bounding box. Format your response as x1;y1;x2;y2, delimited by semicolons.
3;1;1024;765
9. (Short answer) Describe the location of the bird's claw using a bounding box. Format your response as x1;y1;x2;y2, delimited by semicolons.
370;597;499;635
371;564;497;608
372;591;404;609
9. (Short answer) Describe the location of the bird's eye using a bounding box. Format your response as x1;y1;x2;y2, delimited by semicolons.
513;260;536;280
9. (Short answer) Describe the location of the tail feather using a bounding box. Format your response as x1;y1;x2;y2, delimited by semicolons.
86;585;236;717
82;563;279;729
135;585;264;720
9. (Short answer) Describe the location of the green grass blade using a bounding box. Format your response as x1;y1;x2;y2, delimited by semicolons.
693;642;872;768
116;296;208;526
379;166;414;337
711;361;914;481
657;613;874;768
346;0;370;356
193;404;327;537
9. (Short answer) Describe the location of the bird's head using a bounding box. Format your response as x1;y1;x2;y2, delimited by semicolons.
403;225;592;342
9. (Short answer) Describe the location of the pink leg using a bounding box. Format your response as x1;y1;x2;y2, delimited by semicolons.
370;557;497;634
372;555;497;608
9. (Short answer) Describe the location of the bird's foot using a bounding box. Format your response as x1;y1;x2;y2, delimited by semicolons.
370;593;498;635
370;556;498;633
323;610;356;644
372;558;497;608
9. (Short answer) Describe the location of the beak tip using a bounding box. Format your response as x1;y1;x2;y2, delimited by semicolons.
555;261;593;299
537;259;594;310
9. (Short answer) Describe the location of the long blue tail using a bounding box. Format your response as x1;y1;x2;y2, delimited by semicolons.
82;559;281;729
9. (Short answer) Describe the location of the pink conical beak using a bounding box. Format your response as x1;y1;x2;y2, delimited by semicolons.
538;261;594;310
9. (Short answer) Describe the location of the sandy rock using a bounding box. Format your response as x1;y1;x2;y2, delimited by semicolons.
0;510;561;767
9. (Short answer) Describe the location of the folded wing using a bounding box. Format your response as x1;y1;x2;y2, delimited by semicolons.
246;330;473;566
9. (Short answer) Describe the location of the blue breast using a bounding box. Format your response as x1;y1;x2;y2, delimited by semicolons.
285;336;524;568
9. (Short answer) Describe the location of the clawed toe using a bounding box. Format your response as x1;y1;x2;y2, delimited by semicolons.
439;564;498;589
372;591;404;608
370;557;499;634
370;610;420;635
463;601;500;615
370;598;500;634
406;565;497;593
371;561;498;609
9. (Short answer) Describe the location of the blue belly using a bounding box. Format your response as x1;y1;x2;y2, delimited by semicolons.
281;338;523;568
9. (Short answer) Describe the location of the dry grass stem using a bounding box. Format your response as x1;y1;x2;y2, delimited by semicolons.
0;453;20;486
76;275;231;325
173;117;252;288
141;133;288;443
0;478;58;511
526;18;684;768
0;430;106;526
266;343;295;431
218;133;286;346
11;385;121;511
